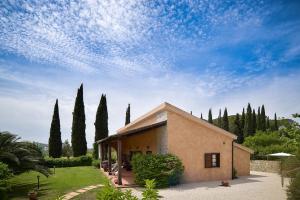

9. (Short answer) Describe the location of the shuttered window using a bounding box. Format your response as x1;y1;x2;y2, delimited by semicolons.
205;153;220;168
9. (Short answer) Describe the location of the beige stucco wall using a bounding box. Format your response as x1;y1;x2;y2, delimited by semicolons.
167;111;234;182
233;145;250;176
121;126;167;155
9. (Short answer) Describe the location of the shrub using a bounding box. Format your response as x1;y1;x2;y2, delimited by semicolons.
287;171;300;200
131;154;184;188
142;179;159;200
92;159;100;168
96;180;138;200
0;162;12;200
45;155;92;168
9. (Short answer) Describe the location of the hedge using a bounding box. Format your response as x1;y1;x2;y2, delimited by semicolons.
131;154;184;188
45;155;93;168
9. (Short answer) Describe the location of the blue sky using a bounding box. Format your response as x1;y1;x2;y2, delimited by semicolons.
0;0;300;147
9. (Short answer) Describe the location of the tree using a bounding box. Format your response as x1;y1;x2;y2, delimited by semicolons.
93;94;108;159
252;109;257;134
261;105;266;131
241;108;245;131
71;84;87;157
274;113;279;131
200;113;203;119
257;107;261;130
244;103;253;137
125;104;131;125
208;109;213;124
48;99;62;158
62;140;72;158
222;108;229;131
234;114;244;144
217;109;222;127
266;116;270;130
0;131;50;176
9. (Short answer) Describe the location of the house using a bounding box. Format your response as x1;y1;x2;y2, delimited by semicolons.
97;102;253;185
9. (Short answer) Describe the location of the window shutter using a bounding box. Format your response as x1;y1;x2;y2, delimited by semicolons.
216;153;220;167
205;153;212;168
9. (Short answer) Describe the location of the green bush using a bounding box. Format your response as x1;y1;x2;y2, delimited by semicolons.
96;180;138;200
142;179;159;200
0;162;12;200
287;171;300;200
92;159;100;168
131;154;184;188
45;155;92;168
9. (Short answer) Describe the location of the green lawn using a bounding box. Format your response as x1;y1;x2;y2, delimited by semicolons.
9;166;106;200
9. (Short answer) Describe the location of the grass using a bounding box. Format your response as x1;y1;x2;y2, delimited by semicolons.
9;166;107;200
73;188;99;200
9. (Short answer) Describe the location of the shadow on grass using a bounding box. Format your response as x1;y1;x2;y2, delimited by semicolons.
9;182;49;199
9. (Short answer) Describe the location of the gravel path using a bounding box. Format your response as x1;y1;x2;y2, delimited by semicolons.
130;171;289;200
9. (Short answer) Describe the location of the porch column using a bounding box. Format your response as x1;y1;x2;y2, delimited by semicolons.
108;142;112;173
117;139;122;185
98;143;102;160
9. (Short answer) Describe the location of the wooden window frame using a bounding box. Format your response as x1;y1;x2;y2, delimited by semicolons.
204;153;220;168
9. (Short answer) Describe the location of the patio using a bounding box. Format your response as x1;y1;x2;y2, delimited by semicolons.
100;168;136;187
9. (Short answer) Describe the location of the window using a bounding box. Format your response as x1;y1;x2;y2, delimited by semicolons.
205;153;220;168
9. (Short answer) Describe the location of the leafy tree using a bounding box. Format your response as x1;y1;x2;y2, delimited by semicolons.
208;109;213;124
93;94;108;159
0;131;50;176
71;84;87;157
62;140;72;158
234;114;244;144
125;104;131;125
48;99;62;158
292;113;300;118
217;109;222;127
222;108;229;131
241;108;245;131
252;109;257;134
274;113;279;131
244;103;253;137
257;107;261;130
261;105;266;131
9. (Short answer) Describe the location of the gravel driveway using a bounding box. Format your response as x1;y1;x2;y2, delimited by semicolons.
129;171;288;200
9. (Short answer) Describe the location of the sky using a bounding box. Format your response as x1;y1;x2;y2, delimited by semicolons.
0;0;300;147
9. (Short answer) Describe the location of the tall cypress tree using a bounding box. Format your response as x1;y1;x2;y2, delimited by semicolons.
208;109;213;124
71;84;87;157
200;113;203;119
252;109;257;134
93;94;109;159
244;103;253;137
241;108;245;131
261;105;266;131
48;99;62;158
266;116;270;130
234;114;244;144
217;109;222;127
257;107;261;130
274;113;278;131
222;108;229;131
125;104;130;125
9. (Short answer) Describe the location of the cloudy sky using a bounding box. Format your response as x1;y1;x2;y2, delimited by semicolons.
0;0;299;147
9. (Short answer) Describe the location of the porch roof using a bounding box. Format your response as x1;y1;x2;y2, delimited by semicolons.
96;120;167;144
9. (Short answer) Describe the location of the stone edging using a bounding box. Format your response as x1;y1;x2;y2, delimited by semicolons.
62;184;103;200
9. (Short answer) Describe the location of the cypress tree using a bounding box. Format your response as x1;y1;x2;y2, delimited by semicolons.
71;84;87;157
274;113;278;131
222;108;229;131
234;114;244;144
241;108;245;131
217;109;222;127
257;107;261;130
266;116;270;130
252;109;257;134
208;109;213;124
125;104;130;125
261;105;266;131
200;113;203;119
93;94;109;159
48;99;62;158
244;103;253;137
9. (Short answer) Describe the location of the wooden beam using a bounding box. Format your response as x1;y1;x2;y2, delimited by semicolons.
108;143;111;173
117;139;122;185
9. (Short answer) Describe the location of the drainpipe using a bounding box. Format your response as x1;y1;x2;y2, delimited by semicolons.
232;140;234;179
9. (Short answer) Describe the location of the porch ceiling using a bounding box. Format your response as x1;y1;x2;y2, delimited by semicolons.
96;120;167;144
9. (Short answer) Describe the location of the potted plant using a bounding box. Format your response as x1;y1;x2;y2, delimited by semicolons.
28;190;38;200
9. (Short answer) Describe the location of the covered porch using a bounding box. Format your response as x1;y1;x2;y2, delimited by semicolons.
97;120;167;186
